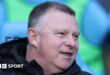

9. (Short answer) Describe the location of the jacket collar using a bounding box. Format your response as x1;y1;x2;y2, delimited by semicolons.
27;60;81;75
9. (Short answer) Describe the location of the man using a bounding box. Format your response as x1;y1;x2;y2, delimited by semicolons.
0;1;92;75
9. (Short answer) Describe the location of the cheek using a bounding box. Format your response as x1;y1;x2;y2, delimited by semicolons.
74;42;79;54
39;37;63;59
48;38;63;55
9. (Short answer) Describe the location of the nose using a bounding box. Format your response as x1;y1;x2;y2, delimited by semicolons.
65;35;77;49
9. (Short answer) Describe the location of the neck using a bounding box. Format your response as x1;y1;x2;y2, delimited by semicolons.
26;44;62;75
26;44;36;62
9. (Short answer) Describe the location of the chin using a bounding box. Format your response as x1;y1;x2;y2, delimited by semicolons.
57;62;72;71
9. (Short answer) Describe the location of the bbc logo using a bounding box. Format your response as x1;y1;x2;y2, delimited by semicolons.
0;64;7;69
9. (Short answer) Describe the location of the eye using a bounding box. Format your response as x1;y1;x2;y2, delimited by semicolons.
59;32;65;35
72;34;79;40
75;35;78;38
56;32;66;37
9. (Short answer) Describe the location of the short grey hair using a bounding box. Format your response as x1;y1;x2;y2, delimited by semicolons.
28;1;76;28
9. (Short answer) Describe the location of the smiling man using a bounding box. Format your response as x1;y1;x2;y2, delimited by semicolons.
0;1;91;75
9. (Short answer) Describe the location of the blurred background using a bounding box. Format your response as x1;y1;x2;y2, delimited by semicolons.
0;0;110;75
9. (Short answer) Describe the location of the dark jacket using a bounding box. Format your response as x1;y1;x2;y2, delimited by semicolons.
0;38;92;75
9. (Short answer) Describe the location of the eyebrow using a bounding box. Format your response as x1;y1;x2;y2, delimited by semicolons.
54;29;68;33
73;32;80;36
54;29;80;35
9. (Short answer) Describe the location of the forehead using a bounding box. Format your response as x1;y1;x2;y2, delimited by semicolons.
40;10;78;32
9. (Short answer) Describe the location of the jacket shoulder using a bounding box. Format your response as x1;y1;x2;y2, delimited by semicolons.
80;71;92;75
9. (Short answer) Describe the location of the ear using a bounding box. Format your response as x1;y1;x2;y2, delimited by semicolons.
27;28;40;48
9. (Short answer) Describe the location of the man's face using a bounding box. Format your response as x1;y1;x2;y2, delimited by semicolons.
36;10;79;72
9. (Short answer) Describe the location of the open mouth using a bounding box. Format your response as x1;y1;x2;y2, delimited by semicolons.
60;52;73;57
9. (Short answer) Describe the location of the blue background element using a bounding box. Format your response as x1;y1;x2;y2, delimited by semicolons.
0;22;27;44
25;0;67;5
0;1;5;28
82;1;108;46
